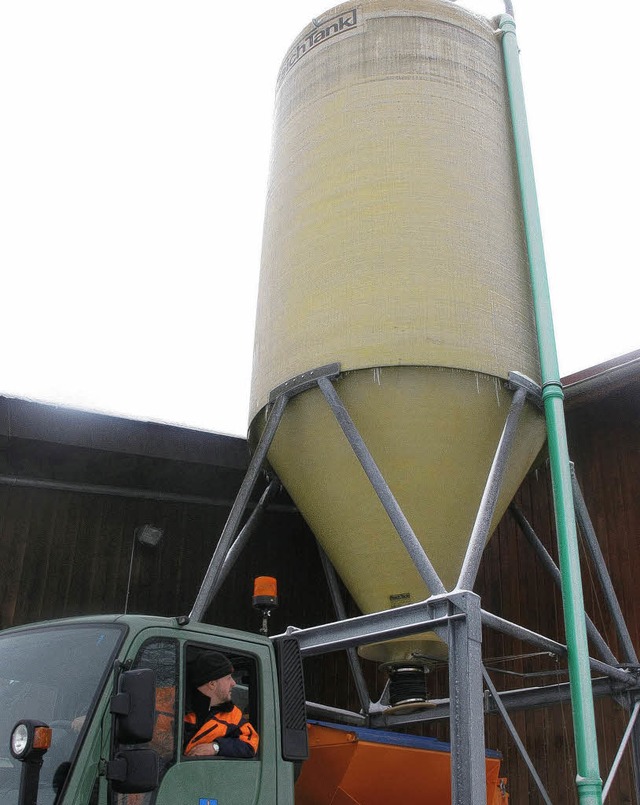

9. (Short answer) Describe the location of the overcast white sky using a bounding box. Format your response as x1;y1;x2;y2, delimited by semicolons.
1;1;638;437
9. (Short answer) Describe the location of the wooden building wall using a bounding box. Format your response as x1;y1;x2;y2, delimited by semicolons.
0;372;638;803
0;485;335;635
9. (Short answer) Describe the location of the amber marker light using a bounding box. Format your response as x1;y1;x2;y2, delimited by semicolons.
32;727;52;751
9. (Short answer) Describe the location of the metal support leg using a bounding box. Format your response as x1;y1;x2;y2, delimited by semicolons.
630;706;640;803
571;465;639;666
209;479;280;600
286;600;456;657
483;666;553;805
510;503;619;667
317;375;446;596
481;610;632;684
190;394;288;621
457;387;527;590
434;592;487;805
602;701;640;801
318;546;372;715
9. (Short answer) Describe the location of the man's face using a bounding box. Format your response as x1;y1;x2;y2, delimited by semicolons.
209;673;236;705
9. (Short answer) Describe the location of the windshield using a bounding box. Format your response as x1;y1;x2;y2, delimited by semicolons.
0;623;124;805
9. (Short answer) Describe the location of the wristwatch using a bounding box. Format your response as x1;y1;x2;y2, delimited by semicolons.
212;741;220;755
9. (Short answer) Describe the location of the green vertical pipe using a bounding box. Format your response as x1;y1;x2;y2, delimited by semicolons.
499;14;603;805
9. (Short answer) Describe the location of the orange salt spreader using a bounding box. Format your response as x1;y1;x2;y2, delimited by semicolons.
295;722;508;805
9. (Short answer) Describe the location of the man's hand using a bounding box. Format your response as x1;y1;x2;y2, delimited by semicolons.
71;716;86;733
186;743;219;757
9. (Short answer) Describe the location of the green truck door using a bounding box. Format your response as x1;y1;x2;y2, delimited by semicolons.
117;628;280;805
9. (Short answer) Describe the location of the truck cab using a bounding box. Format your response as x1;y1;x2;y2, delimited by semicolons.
0;615;305;805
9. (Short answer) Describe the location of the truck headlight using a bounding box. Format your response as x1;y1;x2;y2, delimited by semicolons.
10;721;52;760
10;724;29;758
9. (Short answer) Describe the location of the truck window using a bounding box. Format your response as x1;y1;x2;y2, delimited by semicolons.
183;645;260;760
0;624;124;805
113;637;178;805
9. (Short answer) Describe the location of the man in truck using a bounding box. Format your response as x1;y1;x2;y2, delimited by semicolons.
183;650;259;758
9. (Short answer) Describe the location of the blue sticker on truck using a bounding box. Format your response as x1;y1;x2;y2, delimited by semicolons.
199;799;217;805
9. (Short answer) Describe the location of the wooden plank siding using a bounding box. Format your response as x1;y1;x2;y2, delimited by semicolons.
0;486;329;635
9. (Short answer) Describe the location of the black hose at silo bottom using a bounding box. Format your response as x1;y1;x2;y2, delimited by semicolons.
388;665;428;706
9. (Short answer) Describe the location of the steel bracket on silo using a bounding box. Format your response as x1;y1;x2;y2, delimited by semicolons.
268;362;341;402
507;370;543;409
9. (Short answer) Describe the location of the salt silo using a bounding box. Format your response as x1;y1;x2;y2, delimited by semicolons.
250;0;546;674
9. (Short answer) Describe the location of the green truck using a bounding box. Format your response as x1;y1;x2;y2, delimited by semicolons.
0;614;308;805
0;612;509;805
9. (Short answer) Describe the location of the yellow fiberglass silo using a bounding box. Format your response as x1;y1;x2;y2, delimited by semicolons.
249;0;546;672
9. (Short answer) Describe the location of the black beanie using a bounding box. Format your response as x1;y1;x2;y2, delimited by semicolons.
190;651;234;688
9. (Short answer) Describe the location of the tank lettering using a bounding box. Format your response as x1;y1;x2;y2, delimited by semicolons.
278;9;358;84
390;593;412;608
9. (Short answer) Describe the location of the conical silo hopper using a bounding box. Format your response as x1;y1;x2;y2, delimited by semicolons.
249;0;546;672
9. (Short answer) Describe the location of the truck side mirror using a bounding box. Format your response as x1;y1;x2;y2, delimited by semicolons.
111;668;155;744
274;637;309;761
107;749;158;794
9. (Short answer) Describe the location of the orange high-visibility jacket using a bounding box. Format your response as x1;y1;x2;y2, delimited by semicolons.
184;705;259;758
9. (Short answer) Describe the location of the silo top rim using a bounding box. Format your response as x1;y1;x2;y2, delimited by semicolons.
276;0;497;91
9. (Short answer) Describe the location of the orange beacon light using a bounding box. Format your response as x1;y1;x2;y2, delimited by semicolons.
253;577;278;636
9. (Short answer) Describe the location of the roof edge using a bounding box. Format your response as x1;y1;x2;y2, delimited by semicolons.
0;395;249;470
563;349;640;409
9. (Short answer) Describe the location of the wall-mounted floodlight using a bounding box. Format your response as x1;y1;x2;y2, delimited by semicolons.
124;525;165;613
135;525;164;547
